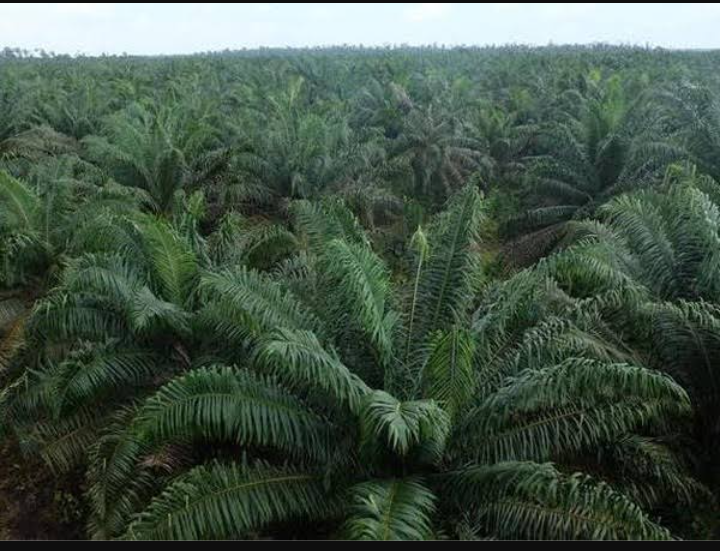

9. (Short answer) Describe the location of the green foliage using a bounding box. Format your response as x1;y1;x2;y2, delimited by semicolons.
360;391;449;458
420;326;476;417
125;461;331;540
406;185;485;367
345;479;436;540
448;462;674;540
321;239;397;365
3;45;720;541
256;328;371;411
135;366;334;461
84;103;223;215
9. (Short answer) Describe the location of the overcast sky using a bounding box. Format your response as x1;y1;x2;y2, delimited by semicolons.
1;3;719;55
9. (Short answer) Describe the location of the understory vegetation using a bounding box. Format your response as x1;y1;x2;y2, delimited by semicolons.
2;45;720;540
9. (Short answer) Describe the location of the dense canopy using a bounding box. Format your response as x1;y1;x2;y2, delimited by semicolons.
1;44;720;540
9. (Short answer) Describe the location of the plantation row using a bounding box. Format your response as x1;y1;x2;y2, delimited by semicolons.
1;46;720;539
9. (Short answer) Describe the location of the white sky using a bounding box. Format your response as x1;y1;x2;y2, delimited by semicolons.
0;3;718;55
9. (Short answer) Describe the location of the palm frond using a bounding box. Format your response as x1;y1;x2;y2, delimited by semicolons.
344;478;436;541
407;185;484;363
140;218;198;306
447;461;674;540
125;461;331;540
133;365;334;462
0;170;38;230
360;390;449;459
199;266;322;340
256;328;371;412
420;326;476;418
461;358;690;463
321;239;397;364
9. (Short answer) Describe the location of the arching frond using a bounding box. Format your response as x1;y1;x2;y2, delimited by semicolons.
599;194;679;298
199;266;322;340
44;347;159;414
321;239;397;364
207;212;298;270
86;409;159;539
345;478;436;541
643;300;720;412
447;461;674;540
28;292;129;344
125;461;331;540
408;185;484;361
21;406;108;473
291;197;369;251
140;218;198;307
602;436;713;510
256;328;371;412
133;365;334;462
461;359;690;463
420;326;476;418
360;390;449;459
49;253;189;337
0;125;76;161
0;170;38;230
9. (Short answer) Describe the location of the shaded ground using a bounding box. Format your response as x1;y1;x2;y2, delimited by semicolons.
0;438;86;540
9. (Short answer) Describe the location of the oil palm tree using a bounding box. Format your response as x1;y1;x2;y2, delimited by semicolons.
505;76;681;266
659;83;720;183
390;103;487;206
1;125;77;167
351;78;412;139
2;213;200;468
466;105;537;190
9;186;688;540
556;164;720;499
228;78;360;210
84;102;226;215
0;168;147;410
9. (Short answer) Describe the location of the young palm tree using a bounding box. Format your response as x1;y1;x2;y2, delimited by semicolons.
2;186;690;540
351;78;412;139
1;125;77;167
390;104;487;206
557;164;720;498
659;83;720;182
465;105;537;190
84;102;225;215
228;78;359;210
505;76;681;266
2;213;200;468
34;75;112;140
0;168;147;420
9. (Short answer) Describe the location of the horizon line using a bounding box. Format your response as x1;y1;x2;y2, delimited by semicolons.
2;42;718;60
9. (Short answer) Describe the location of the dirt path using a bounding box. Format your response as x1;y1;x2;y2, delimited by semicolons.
0;438;86;540
0;439;24;540
0;489;19;539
